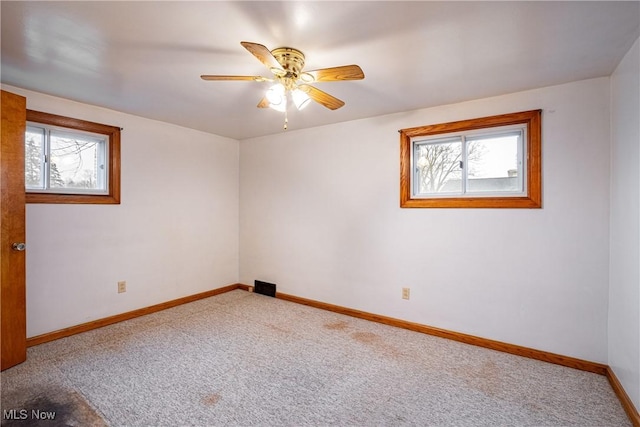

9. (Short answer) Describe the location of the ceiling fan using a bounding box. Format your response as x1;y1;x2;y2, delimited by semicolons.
201;41;365;114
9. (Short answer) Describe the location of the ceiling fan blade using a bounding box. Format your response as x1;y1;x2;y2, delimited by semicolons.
298;84;345;110
201;75;268;81
303;65;364;82
257;97;270;108
240;41;285;75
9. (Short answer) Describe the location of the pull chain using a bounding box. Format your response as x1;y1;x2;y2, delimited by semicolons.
283;109;288;130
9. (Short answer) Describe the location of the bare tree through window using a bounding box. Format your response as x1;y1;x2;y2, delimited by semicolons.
49;134;102;189
416;140;484;193
25;125;104;191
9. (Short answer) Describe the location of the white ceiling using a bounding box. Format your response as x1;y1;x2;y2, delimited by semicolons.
2;1;638;140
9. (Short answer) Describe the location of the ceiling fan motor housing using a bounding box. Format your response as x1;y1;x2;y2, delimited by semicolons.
271;47;306;79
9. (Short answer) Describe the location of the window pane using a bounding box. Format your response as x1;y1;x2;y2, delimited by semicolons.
25;126;45;190
467;133;522;193
415;138;463;194
49;131;106;191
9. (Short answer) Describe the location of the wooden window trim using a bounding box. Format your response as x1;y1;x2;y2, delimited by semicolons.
400;109;542;208
25;110;121;204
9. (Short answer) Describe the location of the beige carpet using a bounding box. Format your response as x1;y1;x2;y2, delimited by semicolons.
1;290;630;426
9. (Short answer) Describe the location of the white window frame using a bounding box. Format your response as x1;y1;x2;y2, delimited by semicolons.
411;124;527;198
26;122;109;195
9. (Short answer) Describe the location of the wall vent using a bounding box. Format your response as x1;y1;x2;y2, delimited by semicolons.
254;280;276;297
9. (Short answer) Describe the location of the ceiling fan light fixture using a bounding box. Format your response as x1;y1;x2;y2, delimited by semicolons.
269;99;287;112
292;89;311;110
266;83;285;104
266;83;287;112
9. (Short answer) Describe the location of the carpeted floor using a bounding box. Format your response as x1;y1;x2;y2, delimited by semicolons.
0;289;631;426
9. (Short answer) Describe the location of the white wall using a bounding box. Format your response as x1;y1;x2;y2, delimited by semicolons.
609;37;640;410
2;85;240;338
240;77;611;363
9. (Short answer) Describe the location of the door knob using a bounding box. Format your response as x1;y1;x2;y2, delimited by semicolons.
12;242;26;251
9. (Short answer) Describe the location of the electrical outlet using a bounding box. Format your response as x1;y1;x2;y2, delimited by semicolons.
118;281;126;293
402;287;410;300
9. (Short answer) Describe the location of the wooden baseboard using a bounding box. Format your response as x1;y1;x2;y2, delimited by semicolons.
606;366;640;427
26;283;244;347
271;290;607;374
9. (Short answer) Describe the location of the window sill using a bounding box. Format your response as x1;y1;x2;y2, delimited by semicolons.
26;192;120;204
400;195;541;209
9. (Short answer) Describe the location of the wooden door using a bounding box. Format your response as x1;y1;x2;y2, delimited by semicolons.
1;90;27;370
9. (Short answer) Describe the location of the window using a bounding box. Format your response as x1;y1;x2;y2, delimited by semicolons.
400;110;541;208
25;110;121;204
